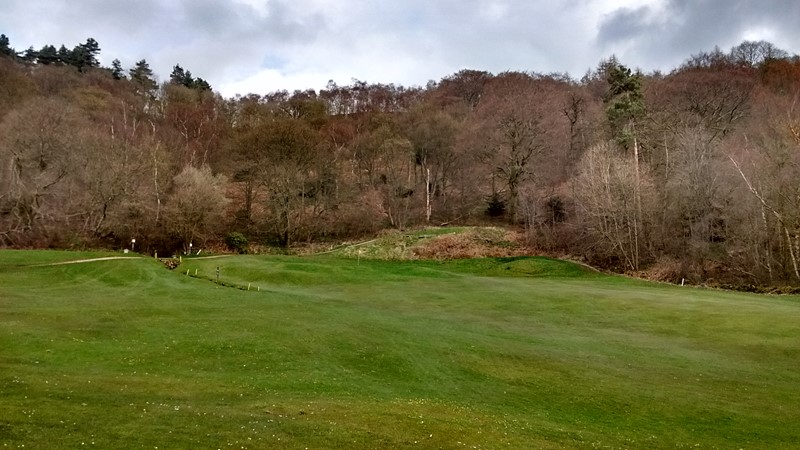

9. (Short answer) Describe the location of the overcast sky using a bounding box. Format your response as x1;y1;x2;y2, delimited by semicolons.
1;0;799;97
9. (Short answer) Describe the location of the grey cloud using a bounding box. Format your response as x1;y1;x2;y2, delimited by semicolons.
3;0;800;96
174;0;325;43
597;0;800;71
0;0;327;86
597;6;655;45
148;0;327;81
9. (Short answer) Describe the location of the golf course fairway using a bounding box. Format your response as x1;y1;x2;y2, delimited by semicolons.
1;250;798;448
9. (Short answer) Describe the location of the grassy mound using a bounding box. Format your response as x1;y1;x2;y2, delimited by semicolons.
329;226;528;260
1;251;799;448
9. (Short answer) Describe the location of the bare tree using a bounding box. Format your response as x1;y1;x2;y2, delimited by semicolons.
376;136;415;229
573;143;656;271
658;127;732;263
729;40;788;68
467;72;562;223
728;121;800;282
253;118;327;247
165;165;229;251
401;105;458;223
0;98;83;245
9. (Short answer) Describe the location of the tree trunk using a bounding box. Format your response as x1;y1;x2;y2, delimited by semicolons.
152;149;161;226
632;121;641;271
425;167;432;223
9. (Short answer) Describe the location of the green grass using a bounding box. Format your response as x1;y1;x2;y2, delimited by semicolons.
0;249;124;268
1;251;799;448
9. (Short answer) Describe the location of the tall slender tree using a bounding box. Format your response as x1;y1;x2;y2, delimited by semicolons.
604;62;646;269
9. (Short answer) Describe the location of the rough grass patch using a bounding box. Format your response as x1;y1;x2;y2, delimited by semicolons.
413;227;529;260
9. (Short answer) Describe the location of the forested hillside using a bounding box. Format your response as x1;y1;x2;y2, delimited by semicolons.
2;35;799;286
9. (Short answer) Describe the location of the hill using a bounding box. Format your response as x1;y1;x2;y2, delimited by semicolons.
4;42;800;287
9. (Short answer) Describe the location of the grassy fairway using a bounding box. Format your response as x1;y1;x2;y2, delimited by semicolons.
1;251;799;449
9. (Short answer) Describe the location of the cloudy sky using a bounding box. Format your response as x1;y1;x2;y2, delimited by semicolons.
1;0;798;97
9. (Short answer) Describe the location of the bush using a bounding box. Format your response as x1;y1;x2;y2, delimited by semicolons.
224;232;249;254
485;193;506;218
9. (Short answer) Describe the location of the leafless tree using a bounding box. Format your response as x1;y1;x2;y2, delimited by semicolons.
165;165;229;251
573;143;656;271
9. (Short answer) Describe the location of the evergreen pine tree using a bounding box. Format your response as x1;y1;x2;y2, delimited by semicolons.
57;45;71;64
69;38;101;72
193;77;212;91
81;38;101;67
37;45;58;65
170;64;191;86
111;59;125;80
603;63;644;150
170;63;213;91
0;34;15;58
21;46;37;63
129;59;158;94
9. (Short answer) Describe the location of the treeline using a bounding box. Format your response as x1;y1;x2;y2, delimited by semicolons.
2;34;800;286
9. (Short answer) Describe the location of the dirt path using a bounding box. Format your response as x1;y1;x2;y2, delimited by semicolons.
30;256;143;267
312;238;379;255
19;254;233;268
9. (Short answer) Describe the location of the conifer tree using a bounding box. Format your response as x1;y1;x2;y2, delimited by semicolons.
0;34;15;58
69;38;101;71
36;45;58;65
129;59;158;94
110;59;125;80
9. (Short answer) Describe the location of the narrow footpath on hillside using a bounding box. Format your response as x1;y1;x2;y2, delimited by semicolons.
29;256;143;267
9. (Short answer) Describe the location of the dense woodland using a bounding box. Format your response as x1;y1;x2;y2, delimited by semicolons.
2;34;800;286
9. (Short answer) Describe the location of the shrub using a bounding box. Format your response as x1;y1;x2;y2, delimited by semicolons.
224;232;249;254
485;193;506;218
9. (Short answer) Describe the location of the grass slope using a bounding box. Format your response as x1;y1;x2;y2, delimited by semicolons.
1;251;799;449
0;249;124;268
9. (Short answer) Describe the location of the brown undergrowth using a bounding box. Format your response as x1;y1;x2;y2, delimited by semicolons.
412;227;530;260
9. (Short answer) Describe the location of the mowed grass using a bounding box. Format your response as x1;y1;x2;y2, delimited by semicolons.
0;249;124;268
1;251;799;448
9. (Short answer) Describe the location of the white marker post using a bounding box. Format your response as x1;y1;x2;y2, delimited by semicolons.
131;238;136;252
